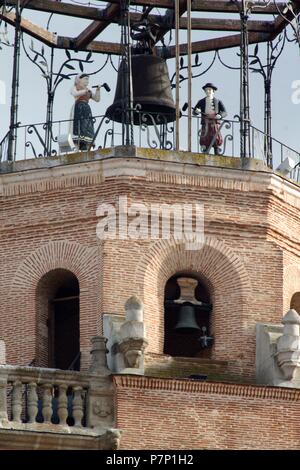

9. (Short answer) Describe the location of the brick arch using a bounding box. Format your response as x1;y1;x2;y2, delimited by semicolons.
283;264;300;315
291;293;300;315
10;241;101;370
134;236;252;364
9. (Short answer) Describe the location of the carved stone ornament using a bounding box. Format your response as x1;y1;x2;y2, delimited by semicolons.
276;309;300;380
92;398;112;418
104;295;148;373
118;338;149;368
101;428;122;450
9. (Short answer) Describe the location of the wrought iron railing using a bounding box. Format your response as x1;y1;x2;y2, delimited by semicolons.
0;131;9;163
0;113;299;184
250;125;300;182
290;162;300;183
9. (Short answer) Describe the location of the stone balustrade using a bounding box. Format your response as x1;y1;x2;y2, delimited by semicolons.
0;337;121;449
4;368;89;427
0;364;114;431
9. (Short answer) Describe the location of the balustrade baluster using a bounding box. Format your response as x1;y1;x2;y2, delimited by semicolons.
27;382;38;423
12;381;22;423
42;383;53;423
57;384;68;425
73;386;83;427
0;376;8;423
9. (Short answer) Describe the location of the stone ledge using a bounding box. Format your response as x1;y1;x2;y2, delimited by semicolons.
0;146;266;174
144;353;231;381
0;421;100;436
0;364;111;386
0;147;299;209
145;352;227;365
0;427;116;450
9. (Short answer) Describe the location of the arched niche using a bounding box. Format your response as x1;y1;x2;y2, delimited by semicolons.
291;292;300;315
164;273;212;358
36;268;80;370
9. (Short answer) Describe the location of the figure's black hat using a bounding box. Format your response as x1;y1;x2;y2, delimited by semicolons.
202;83;218;91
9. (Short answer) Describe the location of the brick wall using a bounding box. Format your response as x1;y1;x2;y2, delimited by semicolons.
114;375;300;450
0;152;299;378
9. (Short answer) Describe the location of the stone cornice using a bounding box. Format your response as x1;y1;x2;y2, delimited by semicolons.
0;146;262;175
0;148;299;212
0;427;118;450
114;375;300;402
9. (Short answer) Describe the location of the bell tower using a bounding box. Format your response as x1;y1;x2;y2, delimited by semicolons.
0;0;300;453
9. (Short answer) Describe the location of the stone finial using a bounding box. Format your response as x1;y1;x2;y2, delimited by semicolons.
119;296;148;370
125;295;143;322
276;309;300;380
282;309;300;325
89;336;110;375
103;297;148;374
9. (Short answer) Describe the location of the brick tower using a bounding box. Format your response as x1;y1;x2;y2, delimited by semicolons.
0;147;300;449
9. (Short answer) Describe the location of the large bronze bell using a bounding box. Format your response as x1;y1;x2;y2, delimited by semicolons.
174;303;201;334
106;55;176;125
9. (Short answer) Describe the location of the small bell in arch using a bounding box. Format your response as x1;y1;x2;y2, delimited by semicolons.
174;303;201;334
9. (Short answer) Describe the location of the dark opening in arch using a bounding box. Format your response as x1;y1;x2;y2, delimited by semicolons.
36;269;80;370
164;273;212;358
291;292;300;315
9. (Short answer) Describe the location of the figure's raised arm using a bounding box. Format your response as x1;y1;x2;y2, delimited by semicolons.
91;85;101;103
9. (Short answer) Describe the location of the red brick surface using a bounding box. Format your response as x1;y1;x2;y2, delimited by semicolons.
114;375;300;450
0;155;299;381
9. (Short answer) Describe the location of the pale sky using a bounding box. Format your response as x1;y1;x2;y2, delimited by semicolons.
0;3;299;168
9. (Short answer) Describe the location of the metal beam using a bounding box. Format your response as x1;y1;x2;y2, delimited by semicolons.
0;10;57;46
79;0;290;14
0;9;121;53
58;36;122;55
269;0;300;40
84;0;289;14
1;0;103;19
178;17;274;32
118;11;275;32
83;39;122;55
189;0;287;14
2;0;289;15
75;21;107;48
0;12;272;57
0;2;286;56
167;31;271;57
156;0;186;44
75;3;120;49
